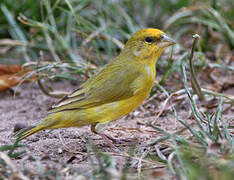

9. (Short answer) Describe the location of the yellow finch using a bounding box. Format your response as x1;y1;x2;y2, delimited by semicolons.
17;28;175;148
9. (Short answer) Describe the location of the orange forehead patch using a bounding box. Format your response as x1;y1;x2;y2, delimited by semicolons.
144;28;163;34
132;28;164;39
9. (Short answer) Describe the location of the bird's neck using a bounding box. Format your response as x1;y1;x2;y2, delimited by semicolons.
121;47;164;67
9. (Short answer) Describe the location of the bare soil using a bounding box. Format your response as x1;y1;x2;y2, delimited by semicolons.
0;79;181;168
0;69;233;178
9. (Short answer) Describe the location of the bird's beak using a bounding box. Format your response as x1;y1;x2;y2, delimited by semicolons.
158;34;176;48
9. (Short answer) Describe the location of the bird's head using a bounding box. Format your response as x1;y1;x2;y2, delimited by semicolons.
123;28;176;62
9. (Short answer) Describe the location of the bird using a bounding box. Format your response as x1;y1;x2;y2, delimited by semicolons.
16;28;175;149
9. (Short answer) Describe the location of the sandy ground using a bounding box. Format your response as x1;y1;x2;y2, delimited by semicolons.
0;82;178;170
0;76;233;177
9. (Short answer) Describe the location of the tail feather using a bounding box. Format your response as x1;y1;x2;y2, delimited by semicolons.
16;126;45;141
14;113;63;141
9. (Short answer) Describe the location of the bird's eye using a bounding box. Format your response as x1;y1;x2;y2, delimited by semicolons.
145;37;153;43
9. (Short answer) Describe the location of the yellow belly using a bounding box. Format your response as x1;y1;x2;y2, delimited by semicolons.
44;65;155;129
44;90;149;129
90;91;149;124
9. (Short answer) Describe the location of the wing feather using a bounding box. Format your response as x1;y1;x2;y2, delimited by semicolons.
49;59;141;113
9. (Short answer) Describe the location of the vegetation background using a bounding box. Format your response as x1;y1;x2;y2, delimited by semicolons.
0;0;233;179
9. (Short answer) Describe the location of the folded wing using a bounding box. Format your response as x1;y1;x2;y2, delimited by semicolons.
49;60;141;113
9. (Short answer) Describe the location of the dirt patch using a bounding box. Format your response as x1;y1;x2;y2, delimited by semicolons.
0;80;177;168
0;73;233;176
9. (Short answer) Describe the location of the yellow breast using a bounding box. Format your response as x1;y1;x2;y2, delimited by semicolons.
53;64;156;127
93;64;155;123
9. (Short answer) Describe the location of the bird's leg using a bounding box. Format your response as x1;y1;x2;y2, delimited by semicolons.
91;123;121;151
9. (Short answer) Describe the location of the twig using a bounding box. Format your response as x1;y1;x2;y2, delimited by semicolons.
37;79;68;98
142;90;159;106
81;25;124;49
189;34;204;100
104;34;124;49
152;92;178;125
82;25;106;47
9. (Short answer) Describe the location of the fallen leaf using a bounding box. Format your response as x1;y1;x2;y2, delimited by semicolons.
0;64;36;91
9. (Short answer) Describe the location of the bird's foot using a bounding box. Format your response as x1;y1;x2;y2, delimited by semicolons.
96;133;121;153
91;124;137;152
100;133;137;146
